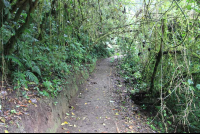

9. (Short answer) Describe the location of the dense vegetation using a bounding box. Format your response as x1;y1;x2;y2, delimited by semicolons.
0;0;114;97
0;0;200;133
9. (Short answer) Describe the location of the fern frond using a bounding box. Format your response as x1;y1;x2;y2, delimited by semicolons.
25;71;39;84
5;55;22;67
43;80;53;92
25;60;32;68
32;66;41;76
12;71;28;88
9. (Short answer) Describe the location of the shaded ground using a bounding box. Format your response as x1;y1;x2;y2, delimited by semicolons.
57;56;156;133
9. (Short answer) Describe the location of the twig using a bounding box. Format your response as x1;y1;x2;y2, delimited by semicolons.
115;121;120;133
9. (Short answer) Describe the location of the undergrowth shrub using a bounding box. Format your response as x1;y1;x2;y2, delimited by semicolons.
117;39;200;133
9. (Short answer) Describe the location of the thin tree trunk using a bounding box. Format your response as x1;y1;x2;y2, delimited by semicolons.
149;19;165;94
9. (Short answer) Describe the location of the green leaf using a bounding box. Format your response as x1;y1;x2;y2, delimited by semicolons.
196;84;200;90
5;55;22;67
32;66;41;76
3;0;11;8
167;121;172;125
25;71;39;84
150;125;156;130
186;5;192;10
194;9;200;13
188;79;193;85
42;90;50;97
10;109;17;114
43;81;53;91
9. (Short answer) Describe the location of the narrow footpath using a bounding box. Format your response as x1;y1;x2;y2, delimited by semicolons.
57;57;155;133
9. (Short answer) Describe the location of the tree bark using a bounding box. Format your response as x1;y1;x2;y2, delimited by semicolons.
13;0;29;22
4;0;39;56
149;19;165;94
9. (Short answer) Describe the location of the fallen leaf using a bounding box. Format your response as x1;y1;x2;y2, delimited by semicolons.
23;108;28;111
7;89;12;91
14;115;21;120
86;88;88;90
27;94;34;97
15;112;23;116
24;88;29;91
118;85;122;87
19;105;27;107
66;113;70;116
62;128;68;130
85;103;87;105
115;113;119;115
78;117;81;120
74;124;77;127
79;130;81;132
66;131;70;133
72;112;75;116
4;110;10;116
129;126;134;129
64;116;68;119
106;116;110;119
0;117;6;123
4;130;9;133
83;117;86;120
28;100;32;103
61;121;68;125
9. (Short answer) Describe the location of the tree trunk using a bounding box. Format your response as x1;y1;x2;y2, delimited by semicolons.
4;0;39;56
149;19;165;94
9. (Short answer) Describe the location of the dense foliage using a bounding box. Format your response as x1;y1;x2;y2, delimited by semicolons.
0;0;114;97
0;0;200;133
116;0;200;133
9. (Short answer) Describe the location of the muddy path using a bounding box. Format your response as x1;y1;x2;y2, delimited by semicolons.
57;57;155;133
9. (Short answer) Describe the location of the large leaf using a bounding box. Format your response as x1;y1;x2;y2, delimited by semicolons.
196;84;200;90
3;0;10;8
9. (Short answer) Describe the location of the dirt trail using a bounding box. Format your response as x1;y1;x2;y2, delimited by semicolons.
57;57;155;133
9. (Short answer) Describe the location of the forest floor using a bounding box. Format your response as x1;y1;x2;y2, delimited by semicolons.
57;56;156;133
